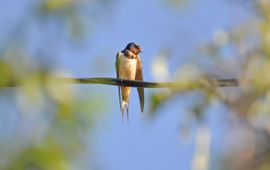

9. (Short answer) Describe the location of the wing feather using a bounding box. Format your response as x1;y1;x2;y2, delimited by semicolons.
115;52;122;111
135;56;144;112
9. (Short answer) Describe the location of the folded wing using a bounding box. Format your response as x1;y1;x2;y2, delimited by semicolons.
115;52;122;111
135;56;144;112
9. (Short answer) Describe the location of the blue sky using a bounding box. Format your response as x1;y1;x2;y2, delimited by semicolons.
0;0;252;169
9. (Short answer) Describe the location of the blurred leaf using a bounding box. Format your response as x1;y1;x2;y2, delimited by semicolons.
162;0;190;9
5;141;72;170
150;90;172;113
40;0;74;12
0;61;14;87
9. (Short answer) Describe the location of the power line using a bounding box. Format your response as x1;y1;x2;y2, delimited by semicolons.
3;77;240;88
52;77;240;88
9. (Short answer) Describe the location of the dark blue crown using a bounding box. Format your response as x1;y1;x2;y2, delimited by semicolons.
125;42;137;50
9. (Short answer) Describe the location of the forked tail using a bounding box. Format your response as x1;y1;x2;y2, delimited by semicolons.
121;101;129;123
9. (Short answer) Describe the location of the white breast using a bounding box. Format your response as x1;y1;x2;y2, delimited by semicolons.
118;52;137;80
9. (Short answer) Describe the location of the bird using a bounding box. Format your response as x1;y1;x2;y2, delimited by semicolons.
115;42;144;122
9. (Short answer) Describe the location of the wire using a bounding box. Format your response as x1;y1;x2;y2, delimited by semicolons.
54;77;240;88
3;77;240;88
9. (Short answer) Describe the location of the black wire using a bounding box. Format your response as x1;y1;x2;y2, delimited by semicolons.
2;77;240;88
56;77;240;88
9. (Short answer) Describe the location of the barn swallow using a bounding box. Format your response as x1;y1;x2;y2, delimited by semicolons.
115;42;144;122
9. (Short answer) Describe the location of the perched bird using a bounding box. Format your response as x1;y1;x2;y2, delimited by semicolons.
115;42;144;122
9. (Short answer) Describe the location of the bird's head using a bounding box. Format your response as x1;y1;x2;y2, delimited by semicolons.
125;42;142;55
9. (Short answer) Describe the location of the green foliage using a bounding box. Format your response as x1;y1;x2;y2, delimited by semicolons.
0;0;112;169
0;55;106;169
